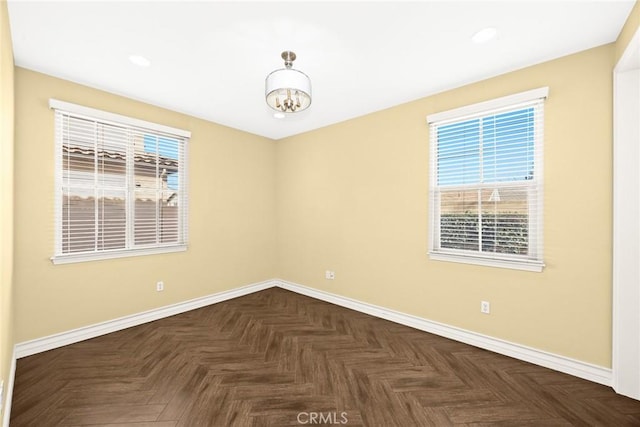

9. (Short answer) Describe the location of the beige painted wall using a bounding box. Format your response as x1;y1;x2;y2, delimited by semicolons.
13;68;277;342
616;0;640;64
0;0;14;420
276;44;615;367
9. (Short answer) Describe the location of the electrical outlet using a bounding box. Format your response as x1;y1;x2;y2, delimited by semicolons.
325;270;335;280
481;301;491;314
156;281;164;292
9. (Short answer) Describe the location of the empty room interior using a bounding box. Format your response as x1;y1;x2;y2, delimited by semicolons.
2;0;640;425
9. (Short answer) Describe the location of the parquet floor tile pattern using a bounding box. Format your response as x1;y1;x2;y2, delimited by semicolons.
10;287;640;426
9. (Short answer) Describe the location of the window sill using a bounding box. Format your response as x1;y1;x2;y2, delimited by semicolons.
51;245;187;265
429;251;544;272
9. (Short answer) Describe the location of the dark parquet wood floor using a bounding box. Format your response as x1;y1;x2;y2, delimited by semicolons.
10;287;640;426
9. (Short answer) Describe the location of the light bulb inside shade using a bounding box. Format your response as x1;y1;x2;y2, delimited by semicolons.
266;88;311;112
471;27;497;44
273;112;286;119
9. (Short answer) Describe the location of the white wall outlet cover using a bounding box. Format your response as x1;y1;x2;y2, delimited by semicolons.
481;301;491;314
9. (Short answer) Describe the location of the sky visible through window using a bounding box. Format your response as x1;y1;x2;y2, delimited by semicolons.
437;107;535;186
144;134;179;190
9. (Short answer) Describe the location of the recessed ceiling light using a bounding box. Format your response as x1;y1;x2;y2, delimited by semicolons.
273;112;286;119
128;54;151;67
472;27;497;44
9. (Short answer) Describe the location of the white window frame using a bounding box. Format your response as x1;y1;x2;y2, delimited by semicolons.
427;87;548;272
50;99;190;264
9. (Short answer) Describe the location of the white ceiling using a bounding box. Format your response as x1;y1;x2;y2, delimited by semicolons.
7;1;636;140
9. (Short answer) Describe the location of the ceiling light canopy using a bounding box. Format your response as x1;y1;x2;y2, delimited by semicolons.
265;51;311;113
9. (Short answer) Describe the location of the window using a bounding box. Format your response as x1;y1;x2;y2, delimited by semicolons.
427;88;547;272
50;99;189;264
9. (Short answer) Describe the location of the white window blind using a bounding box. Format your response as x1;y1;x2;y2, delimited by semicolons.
427;88;547;272
51;100;189;264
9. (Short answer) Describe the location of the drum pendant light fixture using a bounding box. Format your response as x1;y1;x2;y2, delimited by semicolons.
265;51;311;113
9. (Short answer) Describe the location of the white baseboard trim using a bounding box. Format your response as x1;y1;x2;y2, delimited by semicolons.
276;279;612;387
13;277;612;389
2;348;16;427
15;279;276;359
